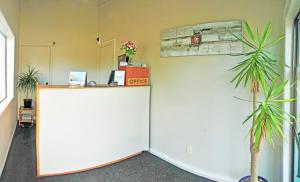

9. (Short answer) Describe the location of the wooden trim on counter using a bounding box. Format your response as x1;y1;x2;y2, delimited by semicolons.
36;84;41;176
37;151;143;177
37;84;150;89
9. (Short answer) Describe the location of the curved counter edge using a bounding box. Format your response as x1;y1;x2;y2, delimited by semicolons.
37;151;143;177
36;85;150;176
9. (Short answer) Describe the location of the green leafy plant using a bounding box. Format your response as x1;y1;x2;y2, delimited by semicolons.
17;66;40;99
231;21;295;182
120;40;137;60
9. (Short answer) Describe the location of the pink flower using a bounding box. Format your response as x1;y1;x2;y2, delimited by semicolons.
121;40;137;53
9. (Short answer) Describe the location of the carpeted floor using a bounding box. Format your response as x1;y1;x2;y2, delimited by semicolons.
0;126;214;182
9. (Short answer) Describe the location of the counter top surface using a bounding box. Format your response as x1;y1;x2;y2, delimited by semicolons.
37;84;150;89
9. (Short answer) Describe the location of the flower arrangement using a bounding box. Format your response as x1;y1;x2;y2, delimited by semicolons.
120;40;137;60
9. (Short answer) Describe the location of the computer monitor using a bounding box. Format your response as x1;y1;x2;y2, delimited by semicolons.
107;70;115;85
69;72;87;86
107;70;125;86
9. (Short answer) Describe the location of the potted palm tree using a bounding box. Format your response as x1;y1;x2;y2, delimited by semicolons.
231;21;296;182
17;66;40;108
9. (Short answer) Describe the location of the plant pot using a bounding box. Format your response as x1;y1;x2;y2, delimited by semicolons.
239;176;268;182
23;99;32;108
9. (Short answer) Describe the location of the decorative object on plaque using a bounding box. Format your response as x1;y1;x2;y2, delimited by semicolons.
160;20;243;57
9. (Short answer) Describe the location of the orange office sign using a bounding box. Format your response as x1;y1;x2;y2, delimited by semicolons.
127;78;149;86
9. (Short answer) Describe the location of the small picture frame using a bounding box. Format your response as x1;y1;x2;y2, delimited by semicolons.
118;54;128;67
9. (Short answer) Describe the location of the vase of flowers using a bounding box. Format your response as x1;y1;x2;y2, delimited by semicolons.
121;40;137;65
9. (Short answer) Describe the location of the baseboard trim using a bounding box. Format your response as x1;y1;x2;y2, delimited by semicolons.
0;122;17;178
149;149;237;182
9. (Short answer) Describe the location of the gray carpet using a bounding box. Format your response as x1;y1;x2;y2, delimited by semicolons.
0;126;214;182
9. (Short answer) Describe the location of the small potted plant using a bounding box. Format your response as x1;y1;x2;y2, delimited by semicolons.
231;21;296;182
17;66;40;108
120;40;137;64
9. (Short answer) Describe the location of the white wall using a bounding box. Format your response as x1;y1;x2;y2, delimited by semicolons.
98;0;284;181
0;0;19;177
20;0;98;85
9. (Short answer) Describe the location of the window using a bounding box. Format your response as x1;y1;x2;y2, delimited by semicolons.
0;31;7;103
293;10;300;182
0;11;15;114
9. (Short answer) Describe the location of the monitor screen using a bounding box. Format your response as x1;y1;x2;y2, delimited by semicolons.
107;70;125;86
69;72;87;86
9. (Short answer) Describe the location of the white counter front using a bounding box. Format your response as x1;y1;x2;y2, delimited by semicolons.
36;85;150;176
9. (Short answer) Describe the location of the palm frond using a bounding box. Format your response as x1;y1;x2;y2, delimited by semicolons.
17;65;40;98
230;21;283;89
241;81;296;149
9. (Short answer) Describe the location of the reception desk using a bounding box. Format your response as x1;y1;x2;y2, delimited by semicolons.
36;85;150;176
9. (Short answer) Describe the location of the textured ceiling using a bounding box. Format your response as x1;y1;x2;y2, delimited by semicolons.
97;0;110;6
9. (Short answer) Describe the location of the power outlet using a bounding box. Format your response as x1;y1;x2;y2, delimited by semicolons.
186;145;193;155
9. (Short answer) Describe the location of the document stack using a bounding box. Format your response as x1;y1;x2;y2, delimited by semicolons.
22;113;32;122
19;107;34;127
